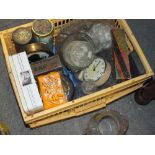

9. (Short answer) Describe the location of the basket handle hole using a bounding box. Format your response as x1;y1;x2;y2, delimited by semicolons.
62;20;65;24
58;21;61;26
54;22;58;27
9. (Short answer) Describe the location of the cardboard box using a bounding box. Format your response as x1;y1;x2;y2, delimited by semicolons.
9;52;44;115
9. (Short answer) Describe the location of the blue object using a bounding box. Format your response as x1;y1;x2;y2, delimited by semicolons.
34;36;53;51
62;68;78;87
52;45;57;55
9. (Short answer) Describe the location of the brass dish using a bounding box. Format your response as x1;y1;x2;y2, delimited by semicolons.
23;43;51;54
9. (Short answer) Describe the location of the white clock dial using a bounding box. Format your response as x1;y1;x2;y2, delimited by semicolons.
84;57;106;81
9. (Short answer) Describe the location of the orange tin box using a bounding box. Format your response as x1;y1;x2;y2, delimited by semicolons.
38;72;67;109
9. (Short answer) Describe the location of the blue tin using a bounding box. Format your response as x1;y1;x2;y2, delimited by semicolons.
32;19;54;52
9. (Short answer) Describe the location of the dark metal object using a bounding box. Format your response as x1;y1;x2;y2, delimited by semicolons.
85;110;128;135
12;27;32;45
31;55;63;76
61;75;74;101
134;79;155;105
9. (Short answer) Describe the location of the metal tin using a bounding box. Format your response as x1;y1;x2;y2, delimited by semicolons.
32;19;53;49
31;55;63;76
12;27;32;45
38;72;67;110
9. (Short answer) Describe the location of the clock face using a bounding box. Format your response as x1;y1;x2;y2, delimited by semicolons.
84;57;106;81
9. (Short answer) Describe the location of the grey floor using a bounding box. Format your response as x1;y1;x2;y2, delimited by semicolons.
0;19;155;135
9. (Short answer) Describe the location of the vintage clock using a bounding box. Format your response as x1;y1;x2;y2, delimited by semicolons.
78;57;111;86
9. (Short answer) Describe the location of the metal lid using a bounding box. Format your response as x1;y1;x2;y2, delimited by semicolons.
32;19;53;37
12;27;32;45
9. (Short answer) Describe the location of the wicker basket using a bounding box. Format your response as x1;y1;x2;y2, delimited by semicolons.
0;19;153;128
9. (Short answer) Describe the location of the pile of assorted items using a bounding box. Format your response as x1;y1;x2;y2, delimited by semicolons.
9;19;145;115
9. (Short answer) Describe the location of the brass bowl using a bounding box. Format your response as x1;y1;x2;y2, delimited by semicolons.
23;43;51;54
23;43;51;63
